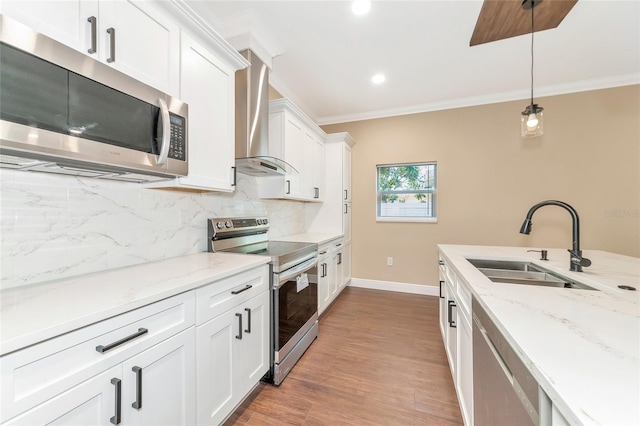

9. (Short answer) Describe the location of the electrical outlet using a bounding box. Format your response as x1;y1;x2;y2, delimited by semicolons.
387;257;393;266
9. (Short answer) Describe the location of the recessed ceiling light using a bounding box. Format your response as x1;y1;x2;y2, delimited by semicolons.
352;0;371;16
372;73;385;84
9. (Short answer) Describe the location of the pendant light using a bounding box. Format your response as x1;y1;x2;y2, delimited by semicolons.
521;0;544;138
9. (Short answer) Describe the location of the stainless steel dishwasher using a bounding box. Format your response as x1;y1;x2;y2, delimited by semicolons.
473;297;540;426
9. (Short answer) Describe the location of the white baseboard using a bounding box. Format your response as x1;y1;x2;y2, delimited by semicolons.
348;278;439;296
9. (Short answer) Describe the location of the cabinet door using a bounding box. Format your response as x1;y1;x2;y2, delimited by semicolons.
98;0;179;95
438;267;448;339
237;292;270;391
343;202;352;245
196;309;237;426
177;33;235;191
283;117;304;198
4;366;120;426
335;249;345;293
445;284;458;379
317;260;331;315
311;135;325;201
123;328;196;426
343;143;352;202
342;244;352;286
457;311;474;426
0;1;98;55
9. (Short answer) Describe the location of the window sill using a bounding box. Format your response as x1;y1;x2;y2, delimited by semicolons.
376;217;438;224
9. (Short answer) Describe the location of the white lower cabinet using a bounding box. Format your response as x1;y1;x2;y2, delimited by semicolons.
318;238;348;315
438;254;473;425
195;265;270;425
1;292;196;425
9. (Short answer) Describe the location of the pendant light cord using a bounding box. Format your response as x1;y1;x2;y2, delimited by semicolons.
530;0;535;106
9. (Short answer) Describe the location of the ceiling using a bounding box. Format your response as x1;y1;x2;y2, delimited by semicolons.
185;1;640;125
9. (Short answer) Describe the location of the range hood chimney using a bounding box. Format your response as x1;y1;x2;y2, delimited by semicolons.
235;50;296;176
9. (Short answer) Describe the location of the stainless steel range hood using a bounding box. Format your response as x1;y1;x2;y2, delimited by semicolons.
235;50;296;176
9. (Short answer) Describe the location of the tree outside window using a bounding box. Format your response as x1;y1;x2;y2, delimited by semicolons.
377;162;437;222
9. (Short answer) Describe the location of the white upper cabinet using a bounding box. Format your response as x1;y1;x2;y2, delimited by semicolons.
306;132;355;235
259;99;326;202
146;32;244;192
98;1;180;96
343;143;352;202
1;0;180;96
0;0;96;54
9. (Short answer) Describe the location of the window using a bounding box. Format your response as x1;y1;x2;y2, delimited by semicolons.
376;162;437;222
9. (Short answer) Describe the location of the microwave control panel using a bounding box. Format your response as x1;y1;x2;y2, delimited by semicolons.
168;114;186;161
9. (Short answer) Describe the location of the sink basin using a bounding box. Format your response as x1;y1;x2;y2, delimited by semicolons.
467;259;542;272
467;259;597;290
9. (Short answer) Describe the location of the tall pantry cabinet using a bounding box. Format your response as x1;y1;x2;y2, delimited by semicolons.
306;132;355;287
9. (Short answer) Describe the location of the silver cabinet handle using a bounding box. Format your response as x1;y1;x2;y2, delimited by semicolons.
231;166;237;187
285;180;291;194
244;308;252;333
338;253;342;265
344;204;348;214
106;27;116;62
96;328;148;353
131;366;142;409
447;300;457;328
87;16;97;54
314;187;319;198
235;313;242;340
439;280;444;298
344;189;348;200
110;378;122;425
155;98;170;165
231;284;252;295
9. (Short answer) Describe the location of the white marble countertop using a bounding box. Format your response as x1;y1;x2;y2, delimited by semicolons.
438;245;640;426
272;232;343;245
0;252;270;356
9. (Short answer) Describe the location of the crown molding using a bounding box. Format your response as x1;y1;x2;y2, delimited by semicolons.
316;73;640;125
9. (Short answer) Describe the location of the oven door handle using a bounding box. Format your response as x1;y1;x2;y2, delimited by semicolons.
274;257;318;289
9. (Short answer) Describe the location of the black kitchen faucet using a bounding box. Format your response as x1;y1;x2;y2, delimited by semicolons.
519;200;592;272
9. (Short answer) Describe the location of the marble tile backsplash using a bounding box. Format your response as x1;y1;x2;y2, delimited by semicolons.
0;169;305;289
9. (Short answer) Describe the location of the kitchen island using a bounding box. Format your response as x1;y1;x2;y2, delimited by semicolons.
438;245;639;426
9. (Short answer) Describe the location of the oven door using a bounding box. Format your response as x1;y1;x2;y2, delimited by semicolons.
273;256;318;364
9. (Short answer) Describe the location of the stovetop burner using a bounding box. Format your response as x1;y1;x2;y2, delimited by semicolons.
207;217;317;273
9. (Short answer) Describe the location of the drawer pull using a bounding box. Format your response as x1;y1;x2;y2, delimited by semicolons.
235;313;243;340
447;300;457;328
319;250;327;255
106;27;116;63
87;16;97;54
110;378;121;425
439;280;444;298
132;366;142;409
231;284;252;295
96;328;148;353
244;308;252;333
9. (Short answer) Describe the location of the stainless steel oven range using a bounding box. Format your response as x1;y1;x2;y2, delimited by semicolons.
208;217;318;385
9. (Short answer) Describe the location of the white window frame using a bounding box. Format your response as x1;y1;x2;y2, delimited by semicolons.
376;162;437;223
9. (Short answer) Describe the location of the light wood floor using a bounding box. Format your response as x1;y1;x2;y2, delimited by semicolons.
224;287;463;426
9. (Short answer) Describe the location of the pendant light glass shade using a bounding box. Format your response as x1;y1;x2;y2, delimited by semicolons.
521;0;544;138
521;103;544;137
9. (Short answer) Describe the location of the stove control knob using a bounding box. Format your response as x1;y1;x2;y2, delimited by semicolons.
225;220;233;228
255;219;262;225
216;221;225;229
263;219;268;225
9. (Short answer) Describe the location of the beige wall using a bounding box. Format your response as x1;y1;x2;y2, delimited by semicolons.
322;85;640;287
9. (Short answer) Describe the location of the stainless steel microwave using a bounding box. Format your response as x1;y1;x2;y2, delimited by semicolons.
0;15;188;182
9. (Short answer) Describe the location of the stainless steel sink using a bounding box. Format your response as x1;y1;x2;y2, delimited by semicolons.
467;259;597;290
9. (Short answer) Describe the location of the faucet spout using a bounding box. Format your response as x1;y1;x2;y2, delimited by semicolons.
519;200;590;272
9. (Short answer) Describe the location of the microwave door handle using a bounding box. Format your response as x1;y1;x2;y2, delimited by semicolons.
156;98;171;165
